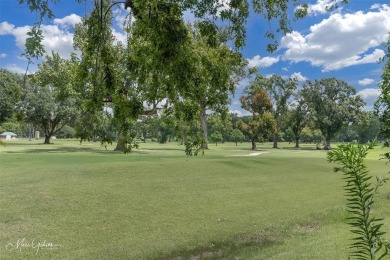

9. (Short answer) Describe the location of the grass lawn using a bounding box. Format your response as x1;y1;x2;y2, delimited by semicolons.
0;140;389;259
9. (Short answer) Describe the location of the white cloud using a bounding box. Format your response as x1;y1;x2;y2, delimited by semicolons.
229;109;251;117
40;25;77;59
290;72;307;81
112;28;127;45
3;64;27;74
236;78;251;89
112;5;131;28
216;0;231;16
281;4;390;71
1;13;129;59
0;16;81;59
358;78;375;86
357;88;380;110
247;55;279;69
0;53;6;58
307;0;342;15
0;21;15;34
54;14;81;27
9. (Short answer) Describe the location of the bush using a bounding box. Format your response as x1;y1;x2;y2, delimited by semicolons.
56;125;76;139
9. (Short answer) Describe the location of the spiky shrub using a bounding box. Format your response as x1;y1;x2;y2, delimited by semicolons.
327;143;389;259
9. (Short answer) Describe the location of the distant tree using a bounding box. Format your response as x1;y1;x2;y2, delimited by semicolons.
210;131;223;146
0;69;23;124
282;127;295;144
0;122;20;133
300;127;323;145
20;52;79;144
239;82;275;150
229;128;245;146
287;95;310;148
262;75;297;148
178;25;246;150
375;35;390;160
229;113;240;129
355;111;381;143
208;113;233;143
56;125;76;139
333;125;359;143
238;113;275;150
302;78;364;150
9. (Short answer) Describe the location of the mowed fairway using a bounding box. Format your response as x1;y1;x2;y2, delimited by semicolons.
0;140;389;259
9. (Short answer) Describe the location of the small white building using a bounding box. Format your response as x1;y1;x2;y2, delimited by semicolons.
0;132;17;140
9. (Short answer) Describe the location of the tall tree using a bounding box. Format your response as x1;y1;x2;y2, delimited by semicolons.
153;24;246;150
375;35;390;160
20;52;79;144
0;69;23;124
239;80;275;150
74;0;143;152
287;93;310;148
262;75;297;148
302;78;364;150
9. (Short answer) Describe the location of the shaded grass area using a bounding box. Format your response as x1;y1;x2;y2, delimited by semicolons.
0;140;389;259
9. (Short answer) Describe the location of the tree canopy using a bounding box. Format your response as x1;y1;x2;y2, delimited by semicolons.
20;52;79;144
239;80;275;150
302;78;365;150
0;69;23;124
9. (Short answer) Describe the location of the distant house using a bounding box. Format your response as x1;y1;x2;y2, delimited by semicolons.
0;132;17;140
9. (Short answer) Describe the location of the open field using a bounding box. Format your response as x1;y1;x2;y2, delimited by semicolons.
0;140;389;259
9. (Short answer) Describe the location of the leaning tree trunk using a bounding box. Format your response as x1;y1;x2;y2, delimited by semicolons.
199;103;208;150
251;139;257;150
295;136;300;148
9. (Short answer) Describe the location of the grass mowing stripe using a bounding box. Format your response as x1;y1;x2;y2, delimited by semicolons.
0;140;388;259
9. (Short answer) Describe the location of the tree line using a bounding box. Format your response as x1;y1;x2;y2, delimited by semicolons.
0;0;384;154
0;66;381;152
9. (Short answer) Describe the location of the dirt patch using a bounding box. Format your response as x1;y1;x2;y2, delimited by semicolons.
294;221;321;233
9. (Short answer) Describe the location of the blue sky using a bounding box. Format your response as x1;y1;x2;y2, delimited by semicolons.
1;0;389;115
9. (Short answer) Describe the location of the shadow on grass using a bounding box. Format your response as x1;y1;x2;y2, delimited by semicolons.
3;145;184;155
141;147;184;152
280;146;320;151
3;146;112;154
159;231;282;260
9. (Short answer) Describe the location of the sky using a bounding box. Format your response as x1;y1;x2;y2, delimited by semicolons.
0;0;389;116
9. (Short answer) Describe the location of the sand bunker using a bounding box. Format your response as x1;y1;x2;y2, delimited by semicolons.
226;152;269;157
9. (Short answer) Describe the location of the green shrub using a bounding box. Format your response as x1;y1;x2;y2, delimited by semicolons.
328;143;390;259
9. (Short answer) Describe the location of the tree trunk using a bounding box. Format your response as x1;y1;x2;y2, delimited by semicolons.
251;139;257;150
324;136;331;150
44;135;51;144
235;142;238;146
114;141;124;151
273;132;278;148
295;136;300;148
142;130;147;142
200;104;208;149
181;134;187;145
